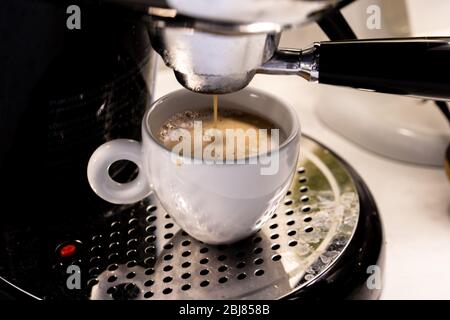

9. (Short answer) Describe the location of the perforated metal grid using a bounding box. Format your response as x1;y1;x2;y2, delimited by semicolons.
85;137;359;300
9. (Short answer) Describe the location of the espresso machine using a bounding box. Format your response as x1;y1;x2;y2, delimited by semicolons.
1;0;448;300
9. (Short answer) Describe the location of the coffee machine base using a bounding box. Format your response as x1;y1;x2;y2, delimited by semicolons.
0;136;383;300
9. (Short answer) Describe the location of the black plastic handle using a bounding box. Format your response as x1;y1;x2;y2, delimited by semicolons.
318;38;450;100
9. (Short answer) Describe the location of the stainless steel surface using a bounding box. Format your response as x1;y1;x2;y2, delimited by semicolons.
257;45;320;82
148;23;280;93
88;136;360;299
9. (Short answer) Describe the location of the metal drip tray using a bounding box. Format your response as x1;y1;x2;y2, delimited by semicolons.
0;136;382;300
87;137;360;300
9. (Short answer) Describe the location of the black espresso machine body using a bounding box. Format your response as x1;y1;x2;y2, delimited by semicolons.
0;0;156;297
0;0;384;300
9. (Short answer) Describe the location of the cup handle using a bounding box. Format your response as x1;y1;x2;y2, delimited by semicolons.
87;139;151;204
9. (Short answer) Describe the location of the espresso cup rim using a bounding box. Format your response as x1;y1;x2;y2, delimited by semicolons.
143;87;300;162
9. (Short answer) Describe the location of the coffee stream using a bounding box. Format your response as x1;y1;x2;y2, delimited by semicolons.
213;95;218;126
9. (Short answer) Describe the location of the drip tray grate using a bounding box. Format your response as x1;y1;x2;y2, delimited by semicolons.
86;137;360;300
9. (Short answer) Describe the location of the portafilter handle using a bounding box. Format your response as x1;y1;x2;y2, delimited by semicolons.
258;37;450;101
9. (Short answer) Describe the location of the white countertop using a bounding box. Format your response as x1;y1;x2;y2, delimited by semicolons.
154;67;450;300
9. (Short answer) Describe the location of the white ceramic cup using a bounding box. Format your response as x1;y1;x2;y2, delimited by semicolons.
87;88;300;244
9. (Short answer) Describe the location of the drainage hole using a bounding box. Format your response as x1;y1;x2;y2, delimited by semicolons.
182;251;191;257
218;266;228;272
127;228;137;236
126;249;137;258
302;206;311;213
253;247;263;254
144;279;154;287
87;278;99;287
164;243;174;250
182;240;191;246
144;257;155;266
108;264;118;271
163;265;173;272
181;284;191;291
109;242;120;251
145;268;155;276
237;273;247;280
255;269;265;277
181;273;191;279
145;246;156;254
272;254;282;261
107;287;117;294
200;269;209;276
300;196;309;202
164;254;173;261
218;277;228;284
163;288;172;295
128;218;139;227
110;221;121;229
164;233;173;240
127;239;138;247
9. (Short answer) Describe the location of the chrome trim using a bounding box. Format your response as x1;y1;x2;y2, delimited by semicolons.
256;44;320;82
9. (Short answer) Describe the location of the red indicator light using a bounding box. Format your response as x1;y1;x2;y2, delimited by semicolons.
60;244;77;258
